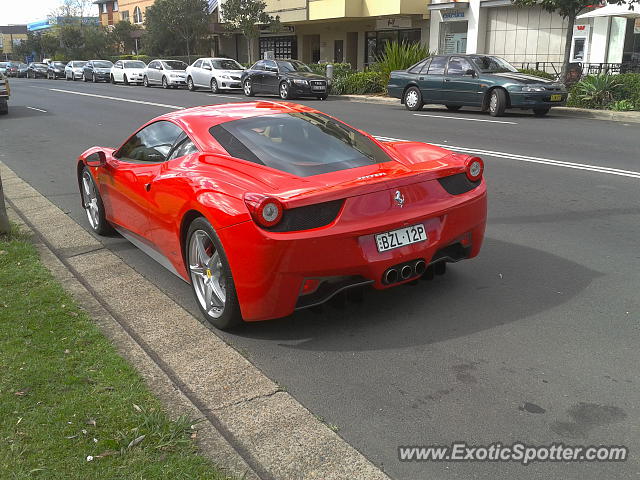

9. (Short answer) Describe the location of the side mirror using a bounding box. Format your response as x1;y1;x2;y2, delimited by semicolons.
204;65;212;71
86;151;106;167
465;69;476;77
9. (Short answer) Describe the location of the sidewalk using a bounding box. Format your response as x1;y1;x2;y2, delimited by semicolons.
1;160;391;480
338;94;640;123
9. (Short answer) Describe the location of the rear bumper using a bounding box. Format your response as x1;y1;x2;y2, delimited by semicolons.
218;182;487;321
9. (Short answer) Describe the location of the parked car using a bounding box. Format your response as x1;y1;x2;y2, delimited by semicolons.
47;61;67;79
388;54;567;117
82;60;114;82
186;57;244;93
111;59;146;85
76;102;486;329
0;62;8;75
27;62;49;79
65;61;87;80
241;59;329;100
0;72;9;114
17;63;29;78
144;59;188;88
5;62;20;77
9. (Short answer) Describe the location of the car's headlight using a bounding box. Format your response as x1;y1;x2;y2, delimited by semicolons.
521;86;546;92
220;74;232;79
292;79;308;86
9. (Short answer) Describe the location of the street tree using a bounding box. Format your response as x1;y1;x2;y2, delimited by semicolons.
111;20;138;54
221;0;273;63
145;0;210;59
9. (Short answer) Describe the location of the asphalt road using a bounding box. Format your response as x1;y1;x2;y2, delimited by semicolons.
3;77;639;480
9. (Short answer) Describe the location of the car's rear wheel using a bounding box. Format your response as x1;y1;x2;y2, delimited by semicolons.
186;217;242;330
446;105;462;111
80;167;114;236
279;81;292;100
210;78;219;93
187;76;196;91
143;75;149;87
533;107;550;117
403;86;423;111
243;78;254;96
488;89;507;117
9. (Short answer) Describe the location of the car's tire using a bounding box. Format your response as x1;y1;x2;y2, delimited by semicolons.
279;81;292;100
79;166;114;236
210;78;219;93
186;217;243;330
187;76;196;91
488;88;507;117
243;78;254;96
123;74;129;86
162;76;169;89
92;73;97;83
143;75;149;87
82;72;87;82
0;99;8;115
317;94;328;100
110;74;116;84
446;105;462;111
533;107;550;117
403;86;423;111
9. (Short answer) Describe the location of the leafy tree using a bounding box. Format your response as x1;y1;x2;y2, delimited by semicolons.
512;0;589;82
221;0;273;63
145;0;210;59
82;25;112;58
111;20;138;54
58;24;86;58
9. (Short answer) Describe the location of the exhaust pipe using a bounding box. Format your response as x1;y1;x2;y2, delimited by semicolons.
414;259;426;276
384;268;399;284
400;264;413;280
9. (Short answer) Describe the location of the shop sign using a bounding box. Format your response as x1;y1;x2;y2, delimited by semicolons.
376;17;413;30
442;9;466;21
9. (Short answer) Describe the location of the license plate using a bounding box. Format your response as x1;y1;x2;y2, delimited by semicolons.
312;85;325;91
375;224;427;252
550;94;562;102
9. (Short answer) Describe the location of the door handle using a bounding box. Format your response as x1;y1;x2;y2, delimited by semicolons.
419;76;424;80
145;183;151;192
444;78;451;82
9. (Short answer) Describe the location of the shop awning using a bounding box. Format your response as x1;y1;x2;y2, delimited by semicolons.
428;2;469;10
577;2;640;19
480;0;513;7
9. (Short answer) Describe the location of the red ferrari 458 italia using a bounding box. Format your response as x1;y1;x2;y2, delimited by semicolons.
77;102;487;329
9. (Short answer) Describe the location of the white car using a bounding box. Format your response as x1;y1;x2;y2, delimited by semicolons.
185;58;244;93
110;60;146;85
143;59;188;88
65;61;87;81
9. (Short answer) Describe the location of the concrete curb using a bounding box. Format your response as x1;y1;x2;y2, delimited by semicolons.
1;161;391;480
338;94;640;123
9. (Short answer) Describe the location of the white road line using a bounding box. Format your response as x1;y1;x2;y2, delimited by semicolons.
207;94;246;100
413;113;517;125
48;88;184;110
26;106;47;113
374;135;640;180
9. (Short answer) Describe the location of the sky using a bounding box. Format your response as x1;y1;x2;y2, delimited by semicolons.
2;0;98;25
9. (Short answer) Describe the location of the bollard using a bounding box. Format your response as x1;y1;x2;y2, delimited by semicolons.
326;63;334;83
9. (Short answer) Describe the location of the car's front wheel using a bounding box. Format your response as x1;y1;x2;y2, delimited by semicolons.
243;78;254;96
187;76;196;91
317;94;328;100
162;76;170;89
488;89;507;117
80;167;113;236
186;217;243;330
92;73;97;83
533;107;550;117
210;78;219;93
143;75;149;87
403;86;423;111
279;81;292;100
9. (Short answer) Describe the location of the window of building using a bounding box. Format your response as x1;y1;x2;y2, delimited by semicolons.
121;10;129;22
365;29;421;65
113;1;118;11
102;3;107;14
259;36;297;60
133;6;143;24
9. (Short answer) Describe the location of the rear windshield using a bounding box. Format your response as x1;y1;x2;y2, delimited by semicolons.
209;112;391;177
162;60;187;70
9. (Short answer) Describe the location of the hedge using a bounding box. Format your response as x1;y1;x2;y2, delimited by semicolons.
330;71;384;95
567;73;640;111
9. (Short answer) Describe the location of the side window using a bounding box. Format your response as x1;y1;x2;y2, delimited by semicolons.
167;136;199;161
117;121;184;163
407;60;427;74
264;60;277;71
148;61;156;69
253;61;265;71
447;57;473;76
427;57;447;75
193;60;202;68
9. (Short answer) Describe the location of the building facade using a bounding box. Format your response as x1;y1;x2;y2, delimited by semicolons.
0;25;28;58
94;0;155;27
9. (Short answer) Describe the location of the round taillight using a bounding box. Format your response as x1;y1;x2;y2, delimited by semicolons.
244;194;284;228
465;156;484;182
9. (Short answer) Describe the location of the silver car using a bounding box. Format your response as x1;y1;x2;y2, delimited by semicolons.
143;59;188;89
65;61;87;81
185;58;244;93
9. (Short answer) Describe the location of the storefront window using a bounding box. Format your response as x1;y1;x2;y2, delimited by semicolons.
365;29;421;65
622;18;640;62
439;22;467;54
260;36;297;60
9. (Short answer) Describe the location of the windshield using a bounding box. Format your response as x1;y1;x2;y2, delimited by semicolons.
211;59;243;70
276;60;312;73
0;63;7;67
209;112;391;177
73;61;87;67
124;61;146;69
93;61;113;68
469;56;518;73
162;60;187;70
53;62;65;68
34;63;48;68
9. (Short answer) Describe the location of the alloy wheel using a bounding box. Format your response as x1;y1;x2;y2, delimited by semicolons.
188;230;226;318
405;90;418;109
280;82;288;99
211;78;218;93
243;79;252;95
81;171;100;230
490;93;498;114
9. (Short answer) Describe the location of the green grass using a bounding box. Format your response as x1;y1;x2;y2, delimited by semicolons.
0;226;230;480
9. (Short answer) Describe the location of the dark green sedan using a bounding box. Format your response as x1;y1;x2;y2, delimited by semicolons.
387;54;567;117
